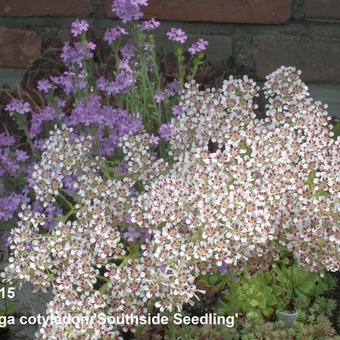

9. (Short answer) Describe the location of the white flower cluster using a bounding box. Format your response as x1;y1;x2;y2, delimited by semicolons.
3;67;339;339
132;66;339;274
3;125;177;338
104;256;201;328
119;132;168;182
131;149;279;275
2;128;131;338
38;290;121;340
168;75;259;158
4;206;51;289
31;127;92;205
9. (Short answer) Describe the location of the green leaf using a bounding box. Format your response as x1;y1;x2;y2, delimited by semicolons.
262;307;274;318
306;169;316;190
295;292;310;309
315;188;331;198
15;114;28;133
246;310;262;321
99;282;108;294
249;299;258;307
272;287;282;296
281;256;290;265
266;295;278;306
258;300;267;310
333;120;340;139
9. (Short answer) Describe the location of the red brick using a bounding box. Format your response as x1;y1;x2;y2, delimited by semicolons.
0;0;92;17
105;0;292;24
305;0;340;22
0;28;41;68
253;35;340;82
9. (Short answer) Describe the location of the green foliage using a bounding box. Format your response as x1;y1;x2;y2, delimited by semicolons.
273;264;335;311
303;297;337;319
217;271;281;320
217;264;336;321
239;313;339;340
150;297;339;340
198;272;232;293
333;120;340;139
306;169;317;190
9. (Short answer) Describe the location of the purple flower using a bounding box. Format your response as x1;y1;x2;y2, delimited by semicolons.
5;99;30;115
15;150;29;162
165;80;180;97
68;95;103;126
91;106;142;156
188;39;208;55
63;175;78;195
116;164;128;174
104;26;128;45
172;104;184;117
37;79;53;94
0;148;21;176
166;28;188;44
0;149;21;176
50;74;74;95
32;139;46;151
154;92;165;104
140;227;152;242
57;99;66;110
29;106;56;139
50;69;88;95
96;77;107;92
0;192;28;222
120;42;136;63
159;263;168;274
0;133;15;147
159;123;176;141
105;66;135;96
71;19;89;37
129;187;138;197
88;42;96;50
32;200;44;214
44;203;63;230
149;134;160;147
141;18;160;31
218;262;230;274
123;227;140;242
124;215;133;225
61;42;94;67
112;0;148;24
98;116;142;156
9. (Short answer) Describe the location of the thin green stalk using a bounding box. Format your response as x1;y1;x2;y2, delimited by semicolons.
175;46;185;87
58;192;74;211
96;275;109;282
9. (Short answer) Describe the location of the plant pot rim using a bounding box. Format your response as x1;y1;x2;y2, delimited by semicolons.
277;310;299;316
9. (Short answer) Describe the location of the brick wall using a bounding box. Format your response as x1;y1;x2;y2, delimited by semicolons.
1;0;340;112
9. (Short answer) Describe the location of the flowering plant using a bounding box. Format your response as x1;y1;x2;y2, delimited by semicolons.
0;0;208;233
0;0;339;339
